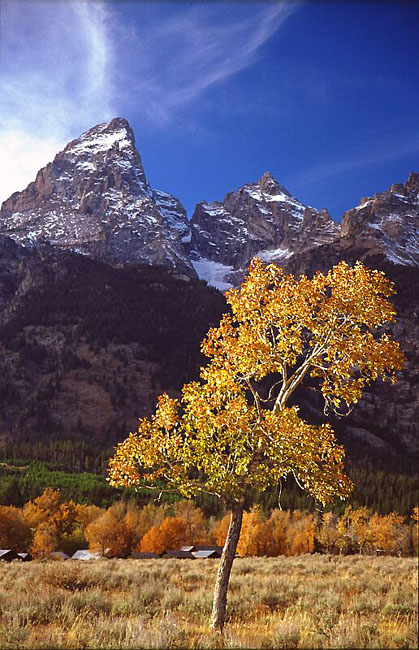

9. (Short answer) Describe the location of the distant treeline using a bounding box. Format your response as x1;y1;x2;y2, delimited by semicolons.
0;489;417;559
0;439;417;517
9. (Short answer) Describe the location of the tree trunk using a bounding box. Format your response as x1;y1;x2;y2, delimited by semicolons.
211;501;244;631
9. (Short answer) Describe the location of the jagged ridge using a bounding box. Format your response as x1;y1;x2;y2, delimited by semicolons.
188;171;339;289
1;118;417;290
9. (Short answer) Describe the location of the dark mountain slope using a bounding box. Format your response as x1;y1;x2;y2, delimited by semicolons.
0;237;226;445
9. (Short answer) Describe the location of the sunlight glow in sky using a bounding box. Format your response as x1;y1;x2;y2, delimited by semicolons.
1;1;418;219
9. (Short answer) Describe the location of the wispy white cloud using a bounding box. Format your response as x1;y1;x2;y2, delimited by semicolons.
0;1;114;203
116;4;297;126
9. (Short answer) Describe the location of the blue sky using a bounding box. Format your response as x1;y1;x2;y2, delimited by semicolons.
1;1;418;220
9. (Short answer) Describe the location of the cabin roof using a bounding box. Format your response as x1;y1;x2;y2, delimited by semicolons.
71;550;101;560
17;552;33;561
192;550;220;558
161;549;196;559
0;549;19;560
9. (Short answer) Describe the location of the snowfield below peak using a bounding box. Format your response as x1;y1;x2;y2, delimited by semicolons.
191;257;234;291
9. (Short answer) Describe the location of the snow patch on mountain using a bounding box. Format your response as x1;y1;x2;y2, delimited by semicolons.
66;123;132;157
191;257;234;291
258;247;293;262
244;185;305;216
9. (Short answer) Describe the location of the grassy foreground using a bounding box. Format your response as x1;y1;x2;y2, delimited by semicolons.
0;555;417;649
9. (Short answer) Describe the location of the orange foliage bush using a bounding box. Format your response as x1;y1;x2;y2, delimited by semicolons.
212;513;231;546
31;521;59;557
0;506;32;551
139;516;188;554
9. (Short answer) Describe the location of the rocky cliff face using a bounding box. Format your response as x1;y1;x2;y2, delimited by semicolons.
339;171;419;267
0;236;225;445
0;118;194;277
189;171;339;289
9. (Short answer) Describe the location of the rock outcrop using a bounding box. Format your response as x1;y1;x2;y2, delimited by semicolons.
339;171;419;267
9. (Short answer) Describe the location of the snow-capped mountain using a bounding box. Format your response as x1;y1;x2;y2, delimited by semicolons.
0;118;194;277
189;171;419;290
189;171;339;289
0;117;417;291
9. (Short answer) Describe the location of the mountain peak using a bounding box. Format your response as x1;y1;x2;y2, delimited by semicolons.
58;117;149;193
257;171;291;198
259;170;276;184
190;172;339;289
405;171;419;202
64;117;136;158
0;119;194;276
340;172;419;267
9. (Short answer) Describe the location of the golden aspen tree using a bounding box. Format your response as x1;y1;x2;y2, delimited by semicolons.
109;258;404;630
158;516;188;550
139;524;164;554
237;507;274;557
75;504;105;530
123;501;145;549
268;509;291;556
286;510;315;555
367;512;407;556
138;516;188;553
134;503;169;542
85;507;133;557
336;506;372;554
23;488;62;529
54;500;78;537
212;513;232;546
31;521;59;557
23;489;80;553
316;511;340;554
174;500;208;544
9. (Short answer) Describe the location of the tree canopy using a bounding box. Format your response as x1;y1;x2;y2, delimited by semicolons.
109;259;404;507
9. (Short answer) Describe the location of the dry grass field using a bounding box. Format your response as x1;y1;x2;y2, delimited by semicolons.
0;555;417;649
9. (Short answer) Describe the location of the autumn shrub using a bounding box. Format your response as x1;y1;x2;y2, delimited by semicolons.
0;505;32;550
40;562;101;592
